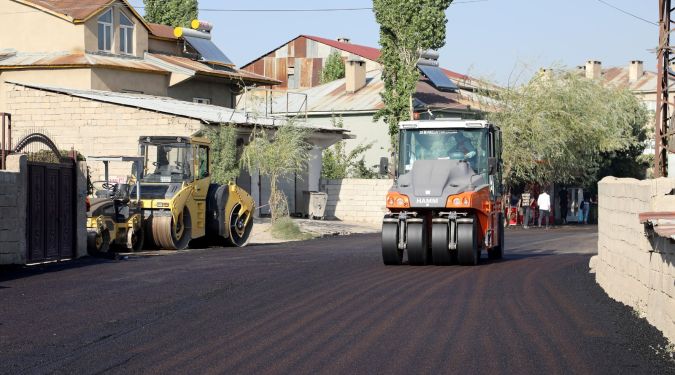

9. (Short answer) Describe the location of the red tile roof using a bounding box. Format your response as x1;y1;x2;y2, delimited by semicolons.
302;35;382;62
148;23;178;40
18;0;113;20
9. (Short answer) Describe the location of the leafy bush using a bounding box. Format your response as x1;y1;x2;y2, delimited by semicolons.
271;217;314;240
320;52;346;84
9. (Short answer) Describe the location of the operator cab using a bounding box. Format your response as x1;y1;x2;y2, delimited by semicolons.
137;136;210;199
397;119;502;197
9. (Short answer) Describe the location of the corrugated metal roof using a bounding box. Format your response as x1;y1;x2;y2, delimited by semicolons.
147;53;279;85
0;52;168;74
602;66;657;93
7;81;348;134
240;35;490;90
259;70;493;115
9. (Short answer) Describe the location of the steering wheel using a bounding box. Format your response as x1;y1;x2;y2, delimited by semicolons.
101;182;118;192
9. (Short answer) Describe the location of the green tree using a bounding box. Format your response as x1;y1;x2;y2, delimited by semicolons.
373;0;452;152
204;124;239;184
143;0;198;27
321;117;374;179
487;70;648;187
320;51;346;84
240;122;310;223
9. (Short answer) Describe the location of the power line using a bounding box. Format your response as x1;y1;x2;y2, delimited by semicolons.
0;1;488;16
595;0;658;26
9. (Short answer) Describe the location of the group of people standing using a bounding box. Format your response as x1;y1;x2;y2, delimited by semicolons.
507;186;593;229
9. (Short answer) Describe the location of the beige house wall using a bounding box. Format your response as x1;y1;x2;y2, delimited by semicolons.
167;79;236;108
0;69;92;112
306;114;390;171
148;39;182;56
0;0;86;53
91;68;168;96
592;176;675;343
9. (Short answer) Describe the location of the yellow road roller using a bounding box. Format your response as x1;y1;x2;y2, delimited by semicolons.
138;136;255;249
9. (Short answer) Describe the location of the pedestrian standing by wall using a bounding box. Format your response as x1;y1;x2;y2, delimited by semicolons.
520;188;532;229
537;188;551;229
581;195;591;224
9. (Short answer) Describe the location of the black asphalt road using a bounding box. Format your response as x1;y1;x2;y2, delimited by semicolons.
1;226;674;375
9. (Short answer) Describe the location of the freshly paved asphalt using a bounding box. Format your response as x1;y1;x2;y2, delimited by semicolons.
1;225;675;375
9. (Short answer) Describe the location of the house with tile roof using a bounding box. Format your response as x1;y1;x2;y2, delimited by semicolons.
0;0;279;108
0;0;350;216
241;35;499;172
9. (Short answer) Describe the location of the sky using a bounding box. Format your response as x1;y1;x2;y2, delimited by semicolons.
129;0;657;86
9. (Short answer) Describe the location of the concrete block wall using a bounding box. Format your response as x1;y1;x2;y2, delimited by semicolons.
0;154;27;265
322;178;392;224
593;176;675;342
4;83;203;179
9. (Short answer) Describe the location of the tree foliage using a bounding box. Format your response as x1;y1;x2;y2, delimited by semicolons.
322;117;374;179
320;52;345;84
240;122;310;222
204;124;239;185
373;0;452;151
487;70;649;187
143;0;198;27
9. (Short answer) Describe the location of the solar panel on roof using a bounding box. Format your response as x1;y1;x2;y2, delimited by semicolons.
417;64;458;92
184;36;234;66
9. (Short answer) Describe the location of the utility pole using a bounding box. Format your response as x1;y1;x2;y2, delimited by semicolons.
655;0;672;177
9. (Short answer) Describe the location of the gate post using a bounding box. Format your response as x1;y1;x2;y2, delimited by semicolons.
75;160;88;258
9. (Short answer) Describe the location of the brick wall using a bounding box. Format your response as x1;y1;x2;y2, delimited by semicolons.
4;83;203;179
593;176;675;342
322;178;392;224
0;155;27;265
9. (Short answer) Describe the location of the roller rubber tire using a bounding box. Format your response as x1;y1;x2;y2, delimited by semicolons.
225;203;253;247
151;210;192;250
381;222;402;265
87;229;110;255
431;222;453;266
488;214;504;260
457;221;479;266
128;227;145;252
407;222;428;266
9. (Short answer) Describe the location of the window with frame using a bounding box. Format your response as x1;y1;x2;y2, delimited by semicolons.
193;98;211;105
119;12;134;55
97;8;113;52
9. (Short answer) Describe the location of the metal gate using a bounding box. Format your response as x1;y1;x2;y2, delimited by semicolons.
14;133;76;262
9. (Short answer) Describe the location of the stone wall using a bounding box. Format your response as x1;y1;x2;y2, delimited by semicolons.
593;176;675;342
322;178;392;224
0;155;27;265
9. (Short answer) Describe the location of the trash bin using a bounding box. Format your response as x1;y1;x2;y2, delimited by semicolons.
302;191;328;219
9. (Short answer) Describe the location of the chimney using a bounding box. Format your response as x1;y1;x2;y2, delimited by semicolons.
585;60;602;80
629;60;644;83
345;55;366;93
337;37;351;44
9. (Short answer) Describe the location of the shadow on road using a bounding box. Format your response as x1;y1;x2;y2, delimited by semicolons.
0;256;117;283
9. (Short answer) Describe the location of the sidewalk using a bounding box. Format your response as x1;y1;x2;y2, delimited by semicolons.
250;217;381;245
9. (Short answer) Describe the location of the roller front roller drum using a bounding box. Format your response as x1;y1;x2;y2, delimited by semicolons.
151;210;192;250
226;203;253;247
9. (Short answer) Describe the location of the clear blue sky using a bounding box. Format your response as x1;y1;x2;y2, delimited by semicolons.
130;0;656;86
